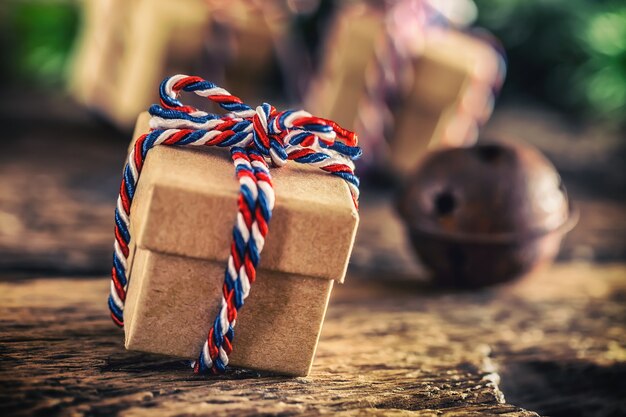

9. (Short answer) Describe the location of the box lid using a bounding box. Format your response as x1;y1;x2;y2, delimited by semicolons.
129;113;359;282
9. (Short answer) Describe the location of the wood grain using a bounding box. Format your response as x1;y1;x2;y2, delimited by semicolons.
1;264;624;416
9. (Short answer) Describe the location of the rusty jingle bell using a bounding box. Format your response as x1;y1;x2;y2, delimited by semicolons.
397;140;578;287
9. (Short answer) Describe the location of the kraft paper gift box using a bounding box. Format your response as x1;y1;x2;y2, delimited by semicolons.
122;113;359;376
70;0;285;129
390;30;501;173
71;0;210;129
306;4;502;175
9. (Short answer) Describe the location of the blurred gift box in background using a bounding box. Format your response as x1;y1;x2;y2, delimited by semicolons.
2;0;624;125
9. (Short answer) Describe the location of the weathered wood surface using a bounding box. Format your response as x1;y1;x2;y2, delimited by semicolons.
1;264;624;417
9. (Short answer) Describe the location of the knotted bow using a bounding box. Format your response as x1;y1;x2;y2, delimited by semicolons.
109;74;361;374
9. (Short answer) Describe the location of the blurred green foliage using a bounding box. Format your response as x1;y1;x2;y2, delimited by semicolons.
0;0;79;87
475;0;626;126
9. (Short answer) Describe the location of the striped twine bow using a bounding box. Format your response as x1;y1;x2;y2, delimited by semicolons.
109;74;361;374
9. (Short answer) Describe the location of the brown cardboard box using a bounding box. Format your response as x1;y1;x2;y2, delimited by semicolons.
123;113;359;376
390;31;501;173
70;0;209;128
111;0;209;128
70;0;210;129
69;0;133;112
70;0;285;129
305;4;385;130
307;4;501;175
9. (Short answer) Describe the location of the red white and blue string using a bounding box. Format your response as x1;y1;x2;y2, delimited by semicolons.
109;74;361;374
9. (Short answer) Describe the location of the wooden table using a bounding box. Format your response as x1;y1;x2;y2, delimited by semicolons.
0;91;625;416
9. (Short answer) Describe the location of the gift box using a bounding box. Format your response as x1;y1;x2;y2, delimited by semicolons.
389;30;502;174
122;113;359;376
305;4;383;131
70;0;290;129
306;4;502;175
70;0;210;129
